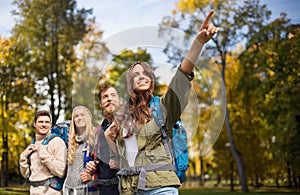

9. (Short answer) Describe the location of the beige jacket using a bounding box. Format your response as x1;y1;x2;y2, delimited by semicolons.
19;134;67;195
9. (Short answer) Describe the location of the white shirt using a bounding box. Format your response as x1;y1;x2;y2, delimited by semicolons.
123;128;138;167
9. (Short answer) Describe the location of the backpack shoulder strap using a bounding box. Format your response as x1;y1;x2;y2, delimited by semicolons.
83;142;91;167
150;96;165;128
42;134;59;145
94;126;101;160
150;96;171;156
27;134;58;180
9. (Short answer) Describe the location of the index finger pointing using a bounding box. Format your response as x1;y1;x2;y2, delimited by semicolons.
200;10;214;30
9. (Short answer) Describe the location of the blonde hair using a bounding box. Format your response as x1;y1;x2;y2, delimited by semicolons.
67;106;95;164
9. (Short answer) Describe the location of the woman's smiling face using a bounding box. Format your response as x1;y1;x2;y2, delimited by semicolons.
73;108;86;132
131;64;151;92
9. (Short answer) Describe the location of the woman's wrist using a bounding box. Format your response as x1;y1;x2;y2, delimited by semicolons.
185;39;203;65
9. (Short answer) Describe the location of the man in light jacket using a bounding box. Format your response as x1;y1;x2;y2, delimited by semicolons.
19;109;67;195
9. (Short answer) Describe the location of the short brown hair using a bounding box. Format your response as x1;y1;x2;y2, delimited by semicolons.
98;83;114;103
34;110;51;123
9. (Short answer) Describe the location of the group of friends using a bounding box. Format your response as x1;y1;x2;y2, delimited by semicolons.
19;10;220;195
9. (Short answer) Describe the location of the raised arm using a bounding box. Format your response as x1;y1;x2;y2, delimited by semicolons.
181;10;220;74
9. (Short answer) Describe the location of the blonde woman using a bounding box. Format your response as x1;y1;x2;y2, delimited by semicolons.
63;106;97;195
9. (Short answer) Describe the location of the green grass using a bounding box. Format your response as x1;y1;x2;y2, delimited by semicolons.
1;186;299;195
0;186;29;195
180;191;299;195
179;186;300;195
179;187;300;195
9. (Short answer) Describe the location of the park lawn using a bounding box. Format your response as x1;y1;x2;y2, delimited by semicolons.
179;186;300;195
1;186;300;195
0;186;29;195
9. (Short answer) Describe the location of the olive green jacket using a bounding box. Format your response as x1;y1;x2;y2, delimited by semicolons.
115;68;193;194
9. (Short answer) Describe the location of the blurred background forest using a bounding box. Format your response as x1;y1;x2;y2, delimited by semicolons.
0;0;299;193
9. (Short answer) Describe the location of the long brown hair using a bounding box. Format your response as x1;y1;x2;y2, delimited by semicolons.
126;61;155;125
67;106;95;164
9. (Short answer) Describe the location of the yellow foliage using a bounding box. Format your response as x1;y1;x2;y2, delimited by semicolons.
224;50;243;92
268;70;275;77
177;0;210;13
288;33;294;39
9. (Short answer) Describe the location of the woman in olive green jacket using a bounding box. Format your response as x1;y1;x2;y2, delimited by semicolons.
105;10;220;195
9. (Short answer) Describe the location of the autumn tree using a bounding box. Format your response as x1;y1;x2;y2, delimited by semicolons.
12;0;94;124
0;36;35;186
161;0;272;191
239;14;300;188
72;19;107;123
225;47;270;188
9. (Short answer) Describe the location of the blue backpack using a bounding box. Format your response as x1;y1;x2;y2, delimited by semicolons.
150;96;189;183
29;120;70;190
47;120;70;148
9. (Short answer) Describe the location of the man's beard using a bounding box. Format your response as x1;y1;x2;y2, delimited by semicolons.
103;110;114;123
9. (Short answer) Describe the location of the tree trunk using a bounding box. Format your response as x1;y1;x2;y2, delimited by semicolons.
0;101;3;187
199;156;205;186
221;54;248;192
276;175;280;188
1;100;9;187
2;151;8;186
292;168;298;188
230;160;234;192
287;161;292;188
255;173;260;188
216;172;221;186
225;109;248;192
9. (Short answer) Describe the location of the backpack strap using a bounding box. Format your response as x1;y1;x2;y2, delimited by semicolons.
27;138;37;179
117;164;175;176
83;142;94;167
150;96;165;127
94;126;101;160
27;134;58;180
116;164;175;190
31;134;59;146
150;96;172;157
87;177;119;187
29;176;63;189
42;134;59;145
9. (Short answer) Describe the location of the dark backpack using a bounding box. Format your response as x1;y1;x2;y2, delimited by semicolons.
86;126;119;188
150;96;189;183
29;120;70;190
